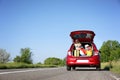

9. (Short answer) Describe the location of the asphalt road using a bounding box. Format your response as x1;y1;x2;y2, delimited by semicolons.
0;67;119;80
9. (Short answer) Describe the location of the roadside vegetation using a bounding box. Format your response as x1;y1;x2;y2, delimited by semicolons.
0;48;65;69
0;58;65;69
0;62;58;69
101;60;120;74
110;60;120;74
100;40;120;74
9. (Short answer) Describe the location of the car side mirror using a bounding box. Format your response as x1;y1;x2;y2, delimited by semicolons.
99;51;101;53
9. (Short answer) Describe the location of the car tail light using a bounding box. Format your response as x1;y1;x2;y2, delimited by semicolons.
94;51;99;55
67;51;72;56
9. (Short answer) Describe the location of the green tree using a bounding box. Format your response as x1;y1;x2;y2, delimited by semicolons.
0;49;10;63
44;57;63;66
20;48;33;64
14;48;33;64
110;48;120;61
13;56;21;62
62;58;66;66
100;40;120;62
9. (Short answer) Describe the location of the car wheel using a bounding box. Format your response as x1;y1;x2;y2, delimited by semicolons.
96;65;101;71
67;66;71;71
72;67;76;70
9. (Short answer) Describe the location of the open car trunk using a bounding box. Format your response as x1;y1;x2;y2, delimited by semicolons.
70;30;95;57
72;42;93;57
70;30;95;43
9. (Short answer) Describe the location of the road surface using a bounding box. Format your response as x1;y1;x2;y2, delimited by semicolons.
0;67;119;80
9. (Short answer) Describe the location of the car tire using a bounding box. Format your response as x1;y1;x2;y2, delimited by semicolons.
67;66;71;71
96;65;101;71
72;67;76;70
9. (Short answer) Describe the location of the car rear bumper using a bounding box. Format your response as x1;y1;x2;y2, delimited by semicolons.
66;56;100;67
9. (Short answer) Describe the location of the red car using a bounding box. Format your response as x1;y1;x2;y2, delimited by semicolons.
66;30;101;71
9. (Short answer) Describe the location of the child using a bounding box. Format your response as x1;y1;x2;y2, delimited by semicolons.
74;39;86;56
85;44;93;56
74;39;82;50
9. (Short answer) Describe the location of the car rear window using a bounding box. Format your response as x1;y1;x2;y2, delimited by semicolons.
73;33;92;39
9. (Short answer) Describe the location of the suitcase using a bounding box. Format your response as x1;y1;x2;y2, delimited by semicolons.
74;50;80;57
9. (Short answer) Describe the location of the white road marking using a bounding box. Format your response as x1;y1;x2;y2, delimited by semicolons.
0;68;59;75
110;75;120;80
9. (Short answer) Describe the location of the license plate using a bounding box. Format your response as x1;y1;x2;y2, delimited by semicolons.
77;60;89;63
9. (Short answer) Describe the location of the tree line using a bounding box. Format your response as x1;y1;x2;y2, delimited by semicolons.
0;48;33;64
0;48;65;66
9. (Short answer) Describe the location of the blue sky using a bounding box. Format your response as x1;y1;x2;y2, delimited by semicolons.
0;0;120;63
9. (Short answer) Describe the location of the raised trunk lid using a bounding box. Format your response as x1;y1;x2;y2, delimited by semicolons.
70;30;95;42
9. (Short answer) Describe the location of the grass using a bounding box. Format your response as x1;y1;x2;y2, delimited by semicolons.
101;62;110;70
101;60;120;74
0;62;58;69
110;60;120;74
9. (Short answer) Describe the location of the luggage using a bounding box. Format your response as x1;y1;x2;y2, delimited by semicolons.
73;48;86;57
74;50;80;57
86;50;92;56
80;48;86;56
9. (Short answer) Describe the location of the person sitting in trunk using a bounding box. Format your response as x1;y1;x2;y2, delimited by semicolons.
85;44;93;56
74;39;86;56
74;39;82;50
